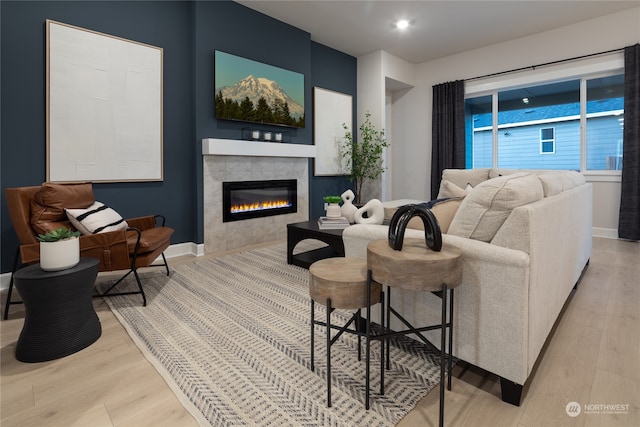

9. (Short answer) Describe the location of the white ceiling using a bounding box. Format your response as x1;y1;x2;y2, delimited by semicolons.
236;1;639;64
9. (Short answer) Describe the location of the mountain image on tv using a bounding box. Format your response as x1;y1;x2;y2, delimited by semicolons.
214;51;305;128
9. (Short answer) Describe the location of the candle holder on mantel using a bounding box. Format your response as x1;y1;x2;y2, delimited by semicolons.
242;127;262;141
274;131;291;143
241;127;291;142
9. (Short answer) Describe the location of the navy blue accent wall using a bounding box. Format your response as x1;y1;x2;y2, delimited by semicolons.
192;1;314;242
309;43;356;219
0;0;356;273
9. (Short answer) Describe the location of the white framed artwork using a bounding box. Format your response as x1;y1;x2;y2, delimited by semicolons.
47;20;163;182
312;87;352;176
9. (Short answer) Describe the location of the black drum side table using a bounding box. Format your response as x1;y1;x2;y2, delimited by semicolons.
14;257;101;363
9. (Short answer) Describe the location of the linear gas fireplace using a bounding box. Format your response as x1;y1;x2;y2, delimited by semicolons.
223;179;297;222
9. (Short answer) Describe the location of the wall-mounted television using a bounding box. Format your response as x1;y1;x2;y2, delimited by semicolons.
214;50;305;128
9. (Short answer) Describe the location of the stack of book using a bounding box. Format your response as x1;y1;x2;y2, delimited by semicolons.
317;216;350;229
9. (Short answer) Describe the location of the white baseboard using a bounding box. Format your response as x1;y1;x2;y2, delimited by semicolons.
162;241;205;258
592;227;618;239
0;242;205;292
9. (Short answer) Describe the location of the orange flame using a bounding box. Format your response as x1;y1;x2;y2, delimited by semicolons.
230;199;291;213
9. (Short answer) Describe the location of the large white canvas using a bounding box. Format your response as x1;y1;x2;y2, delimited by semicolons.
47;20;163;182
313;87;352;176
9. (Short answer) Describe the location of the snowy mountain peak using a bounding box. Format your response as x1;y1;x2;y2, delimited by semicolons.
217;75;304;119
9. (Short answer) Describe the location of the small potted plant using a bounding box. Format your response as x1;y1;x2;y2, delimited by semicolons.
323;195;342;218
37;227;81;271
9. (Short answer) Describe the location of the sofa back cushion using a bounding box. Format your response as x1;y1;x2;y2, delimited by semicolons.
30;182;94;234
448;172;544;242
537;171;587;197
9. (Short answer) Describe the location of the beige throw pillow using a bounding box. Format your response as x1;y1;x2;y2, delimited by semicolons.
406;198;463;233
437;180;469;199
448;172;543;242
441;168;491;189
383;199;425;221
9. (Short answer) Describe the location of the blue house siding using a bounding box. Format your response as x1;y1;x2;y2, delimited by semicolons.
586;116;624;170
472;116;621;171
472;131;492;168
469;97;623;171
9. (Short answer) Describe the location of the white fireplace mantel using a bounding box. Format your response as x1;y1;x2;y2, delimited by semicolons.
202;138;316;158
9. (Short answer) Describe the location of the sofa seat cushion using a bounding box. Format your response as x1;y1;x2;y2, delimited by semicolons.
30;182;94;234
448;172;544;242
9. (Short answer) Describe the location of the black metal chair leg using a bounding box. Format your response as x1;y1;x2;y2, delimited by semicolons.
3;247;21;320
132;268;147;306
161;253;170;276
3;276;14;321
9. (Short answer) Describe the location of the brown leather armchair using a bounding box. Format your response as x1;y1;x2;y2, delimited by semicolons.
4;182;174;319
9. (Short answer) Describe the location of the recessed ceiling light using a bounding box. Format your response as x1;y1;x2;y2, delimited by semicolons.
396;19;410;30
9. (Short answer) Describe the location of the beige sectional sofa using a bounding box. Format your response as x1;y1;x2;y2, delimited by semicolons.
342;168;592;405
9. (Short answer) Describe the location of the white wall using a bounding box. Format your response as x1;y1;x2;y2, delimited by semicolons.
358;7;640;234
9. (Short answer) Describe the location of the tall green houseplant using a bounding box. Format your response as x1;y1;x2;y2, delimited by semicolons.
340;111;389;203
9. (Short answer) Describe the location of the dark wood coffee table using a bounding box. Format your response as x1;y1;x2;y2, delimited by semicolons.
287;220;346;269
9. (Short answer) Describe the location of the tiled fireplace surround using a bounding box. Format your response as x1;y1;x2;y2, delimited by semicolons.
202;138;315;253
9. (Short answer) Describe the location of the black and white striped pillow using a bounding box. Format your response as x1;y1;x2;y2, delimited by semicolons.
66;201;128;235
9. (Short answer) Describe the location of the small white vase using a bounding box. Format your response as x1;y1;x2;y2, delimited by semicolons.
40;238;80;271
325;203;342;219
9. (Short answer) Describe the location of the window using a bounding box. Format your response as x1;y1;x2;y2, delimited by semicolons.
465;71;624;173
586;74;624;170
466;95;493;168
540;128;555;154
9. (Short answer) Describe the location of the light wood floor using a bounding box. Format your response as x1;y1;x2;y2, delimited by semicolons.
1;237;638;426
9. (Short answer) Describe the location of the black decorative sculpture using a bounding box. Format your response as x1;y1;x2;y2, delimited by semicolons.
387;204;443;251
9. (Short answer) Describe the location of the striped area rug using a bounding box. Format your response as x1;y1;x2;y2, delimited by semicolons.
104;242;442;426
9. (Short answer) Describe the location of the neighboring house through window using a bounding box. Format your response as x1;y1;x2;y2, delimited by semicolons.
464;57;624;175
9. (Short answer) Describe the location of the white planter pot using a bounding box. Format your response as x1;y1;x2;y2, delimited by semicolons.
325;203;342;219
40;238;80;271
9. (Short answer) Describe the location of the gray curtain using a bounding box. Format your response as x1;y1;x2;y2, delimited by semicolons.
431;80;466;199
619;44;640;241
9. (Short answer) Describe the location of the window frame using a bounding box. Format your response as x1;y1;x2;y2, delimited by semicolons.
465;54;624;181
539;127;556;155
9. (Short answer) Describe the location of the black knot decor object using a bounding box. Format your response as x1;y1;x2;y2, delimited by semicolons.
387;204;443;251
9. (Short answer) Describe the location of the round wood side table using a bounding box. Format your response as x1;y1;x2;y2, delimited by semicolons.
14;258;101;363
366;238;462;427
309;257;383;407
